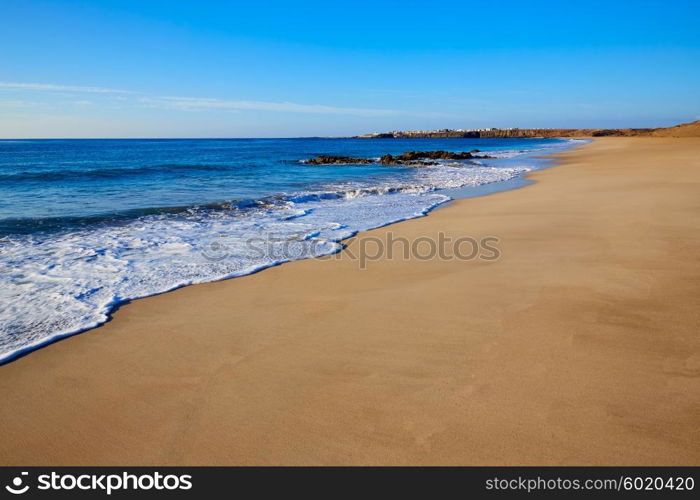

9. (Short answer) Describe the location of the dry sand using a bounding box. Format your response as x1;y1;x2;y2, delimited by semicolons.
1;137;699;465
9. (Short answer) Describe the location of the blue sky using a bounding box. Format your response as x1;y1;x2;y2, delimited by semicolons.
1;0;699;137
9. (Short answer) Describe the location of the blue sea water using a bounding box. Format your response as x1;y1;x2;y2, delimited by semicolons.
0;137;583;362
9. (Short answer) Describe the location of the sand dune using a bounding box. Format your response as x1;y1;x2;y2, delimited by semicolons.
650;120;700;137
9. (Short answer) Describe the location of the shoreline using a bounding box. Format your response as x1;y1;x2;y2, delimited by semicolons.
1;137;699;465
0;139;580;365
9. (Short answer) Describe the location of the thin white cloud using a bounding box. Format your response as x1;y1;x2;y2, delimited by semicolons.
0;81;134;94
157;96;398;116
0;99;44;108
0;81;398;116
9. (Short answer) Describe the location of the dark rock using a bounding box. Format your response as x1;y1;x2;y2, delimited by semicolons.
591;129;625;137
304;150;494;166
380;150;493;164
303;155;375;165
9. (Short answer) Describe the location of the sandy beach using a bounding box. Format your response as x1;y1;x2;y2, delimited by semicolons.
1;137;699;465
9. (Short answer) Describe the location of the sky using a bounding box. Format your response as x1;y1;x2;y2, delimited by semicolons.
1;0;699;138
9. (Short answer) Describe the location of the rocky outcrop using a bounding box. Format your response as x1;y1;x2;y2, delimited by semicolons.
302;155;374;165
379;150;492;165
303;150;492;166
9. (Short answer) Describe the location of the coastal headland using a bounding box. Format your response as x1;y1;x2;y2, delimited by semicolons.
356;120;700;139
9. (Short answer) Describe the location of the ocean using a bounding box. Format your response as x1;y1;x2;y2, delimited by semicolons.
0;137;583;362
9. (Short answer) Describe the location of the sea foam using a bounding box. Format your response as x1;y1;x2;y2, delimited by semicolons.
0;139;585;362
